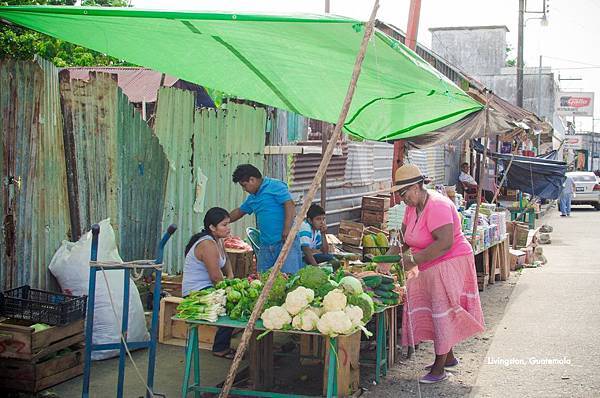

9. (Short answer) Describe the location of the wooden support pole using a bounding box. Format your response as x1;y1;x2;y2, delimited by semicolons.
471;92;490;247
218;1;380;396
491;154;515;204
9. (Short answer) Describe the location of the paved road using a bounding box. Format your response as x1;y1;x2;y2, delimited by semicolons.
472;206;600;397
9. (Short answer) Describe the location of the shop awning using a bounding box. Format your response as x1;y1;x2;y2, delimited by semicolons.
0;6;484;141
474;142;567;199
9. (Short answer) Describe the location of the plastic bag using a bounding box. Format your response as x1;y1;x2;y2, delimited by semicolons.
49;219;149;360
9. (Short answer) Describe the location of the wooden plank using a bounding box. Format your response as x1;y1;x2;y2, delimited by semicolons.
30;332;84;362
323;332;361;397
0;347;84;393
249;331;273;390
226;250;254;278
158;297;217;348
32;319;84;351
498;238;510;281
361;196;390;212
300;334;324;365
488;246;497;285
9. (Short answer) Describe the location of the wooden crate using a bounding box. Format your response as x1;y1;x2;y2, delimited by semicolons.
338;220;364;246
226;249;255;278
151;274;183;297
0;345;84;393
323;331;361;397
158;297;216;350
361;210;388;223
361;195;390;212
0;318;84;362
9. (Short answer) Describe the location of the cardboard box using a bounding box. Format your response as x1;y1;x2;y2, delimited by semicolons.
507;221;529;249
509;249;526;271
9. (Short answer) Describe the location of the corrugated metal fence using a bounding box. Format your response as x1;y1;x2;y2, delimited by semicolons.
0;58;70;290
59;71;169;262
154;89;266;274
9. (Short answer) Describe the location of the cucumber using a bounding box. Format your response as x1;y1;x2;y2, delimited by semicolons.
372;255;401;263
380;275;395;285
362;275;382;288
381;298;399;306
375;282;395;291
374;289;399;299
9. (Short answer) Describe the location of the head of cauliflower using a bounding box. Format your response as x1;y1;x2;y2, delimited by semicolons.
317;310;353;337
261;306;292;330
344;305;364;328
292;307;320;331
322;289;347;313
283;286;315;316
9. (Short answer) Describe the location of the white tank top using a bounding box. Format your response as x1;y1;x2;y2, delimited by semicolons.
182;234;226;297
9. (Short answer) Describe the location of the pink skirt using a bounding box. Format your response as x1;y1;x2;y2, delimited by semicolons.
401;254;485;355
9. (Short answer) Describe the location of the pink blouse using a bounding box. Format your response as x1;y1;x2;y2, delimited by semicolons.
402;191;473;271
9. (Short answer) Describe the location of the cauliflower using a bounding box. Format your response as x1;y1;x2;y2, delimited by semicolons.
344;305;364;328
317;310;353;336
322;289;347;313
283;286;315;315
339;276;364;296
292;307;320;331
261;306;292;330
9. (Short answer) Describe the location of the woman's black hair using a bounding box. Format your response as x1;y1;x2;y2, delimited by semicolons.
184;207;230;256
307;204;326;220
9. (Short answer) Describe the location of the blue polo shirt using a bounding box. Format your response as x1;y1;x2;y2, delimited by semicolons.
240;177;292;245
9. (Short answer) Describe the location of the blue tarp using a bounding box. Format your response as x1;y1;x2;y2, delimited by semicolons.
474;142;567;200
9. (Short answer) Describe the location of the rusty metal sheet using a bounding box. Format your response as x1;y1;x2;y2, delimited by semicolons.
59;71;168;261
0;57;70;290
154;88;266;274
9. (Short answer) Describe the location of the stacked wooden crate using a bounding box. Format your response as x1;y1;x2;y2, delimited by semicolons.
361;195;391;229
0;319;85;393
338;220;364;255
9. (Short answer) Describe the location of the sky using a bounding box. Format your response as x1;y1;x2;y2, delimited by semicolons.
133;0;600;132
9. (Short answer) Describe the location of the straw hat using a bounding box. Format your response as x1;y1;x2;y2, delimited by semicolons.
390;164;427;192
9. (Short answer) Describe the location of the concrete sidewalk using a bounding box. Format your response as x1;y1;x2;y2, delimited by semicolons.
471;207;600;397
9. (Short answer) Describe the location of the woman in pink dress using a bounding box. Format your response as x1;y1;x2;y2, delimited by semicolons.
380;164;485;384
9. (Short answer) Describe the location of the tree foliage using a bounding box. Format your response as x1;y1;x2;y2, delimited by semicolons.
0;0;134;66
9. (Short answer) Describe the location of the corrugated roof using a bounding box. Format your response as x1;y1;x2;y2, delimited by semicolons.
65;67;179;103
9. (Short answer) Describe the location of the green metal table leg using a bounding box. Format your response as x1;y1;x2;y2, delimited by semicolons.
327;337;338;398
383;314;388;377
375;313;384;383
182;326;197;398
193;328;200;398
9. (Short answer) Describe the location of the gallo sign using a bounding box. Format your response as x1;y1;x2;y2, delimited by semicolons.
556;92;594;117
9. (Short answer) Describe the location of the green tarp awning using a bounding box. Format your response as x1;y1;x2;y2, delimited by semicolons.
0;6;483;141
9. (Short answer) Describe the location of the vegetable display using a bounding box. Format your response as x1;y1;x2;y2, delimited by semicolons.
176;288;227;322
216;277;263;320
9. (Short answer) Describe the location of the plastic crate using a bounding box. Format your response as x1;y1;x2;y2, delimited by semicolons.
0;285;87;326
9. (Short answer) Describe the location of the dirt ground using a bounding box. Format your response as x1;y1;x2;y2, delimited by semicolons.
361;272;520;398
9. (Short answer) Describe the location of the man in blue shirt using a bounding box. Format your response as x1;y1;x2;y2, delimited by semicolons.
229;164;302;274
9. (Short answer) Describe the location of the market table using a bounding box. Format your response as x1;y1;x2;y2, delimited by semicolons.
474;234;510;291
181;316;346;398
179;305;398;397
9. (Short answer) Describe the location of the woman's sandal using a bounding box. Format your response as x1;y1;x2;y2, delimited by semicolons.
212;348;236;359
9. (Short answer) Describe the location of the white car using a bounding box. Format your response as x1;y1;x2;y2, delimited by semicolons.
566;171;600;210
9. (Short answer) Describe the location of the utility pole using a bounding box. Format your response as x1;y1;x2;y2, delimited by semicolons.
391;0;421;199
537;55;543;154
322;0;331;208
517;0;525;108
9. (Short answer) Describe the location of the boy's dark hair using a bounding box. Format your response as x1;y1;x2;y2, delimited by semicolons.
307;204;326;220
461;162;469;168
232;164;262;183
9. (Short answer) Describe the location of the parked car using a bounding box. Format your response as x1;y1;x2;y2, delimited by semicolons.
566;171;600;210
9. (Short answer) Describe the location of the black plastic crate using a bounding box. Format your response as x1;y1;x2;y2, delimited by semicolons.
0;285;87;326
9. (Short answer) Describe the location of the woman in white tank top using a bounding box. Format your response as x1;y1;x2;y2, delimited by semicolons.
182;207;235;358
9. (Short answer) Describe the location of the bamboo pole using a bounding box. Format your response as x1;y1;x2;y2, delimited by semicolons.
470;92;490;247
491;154;515;204
218;2;380;396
